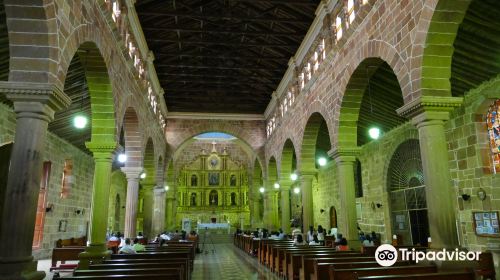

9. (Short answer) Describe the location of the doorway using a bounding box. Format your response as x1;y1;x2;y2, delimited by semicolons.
330;206;337;228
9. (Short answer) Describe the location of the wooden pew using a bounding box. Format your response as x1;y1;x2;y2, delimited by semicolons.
56;236;87;248
90;259;190;280
282;249;358;279
50;247;85;271
289;252;365;280
330;265;437;280
73;267;182;280
355;271;475;280
310;261;411;280
300;253;375;280
61;274;181;279
288;256;373;280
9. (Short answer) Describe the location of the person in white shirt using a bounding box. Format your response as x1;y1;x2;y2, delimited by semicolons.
306;226;315;243
362;235;374;247
109;234;119;242
309;234;320;245
317;225;325;245
292;227;302;240
294;234;307;246
278;229;286;240
137;232;144;239
119;235;126;247
119;238;136;254
160;232;171;241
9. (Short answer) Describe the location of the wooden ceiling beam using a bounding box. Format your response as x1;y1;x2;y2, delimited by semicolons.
156;63;284;71
154;52;289;61
143;26;304;37
136;11;312;24
148;38;297;47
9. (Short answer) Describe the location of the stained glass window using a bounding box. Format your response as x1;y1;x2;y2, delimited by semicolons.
487;99;500;173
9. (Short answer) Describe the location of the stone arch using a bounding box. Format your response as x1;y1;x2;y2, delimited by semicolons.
300;112;331;174
267;156;278;185
4;0;58;83
417;0;472;97
142;138;156;184
280;139;297;182
121;107;143;168
336;57;406;148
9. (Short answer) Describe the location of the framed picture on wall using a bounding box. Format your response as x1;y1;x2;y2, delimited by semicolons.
473;211;500;237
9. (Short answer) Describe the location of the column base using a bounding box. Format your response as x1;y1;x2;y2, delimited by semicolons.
78;243;111;269
347;239;362;251
0;257;45;280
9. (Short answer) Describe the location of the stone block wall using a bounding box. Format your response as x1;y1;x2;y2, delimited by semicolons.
312;162;339;231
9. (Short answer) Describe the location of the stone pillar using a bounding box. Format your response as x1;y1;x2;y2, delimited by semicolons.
0;83;70;280
121;167;142;238
397;96;462;249
330;148;360;247
79;142;117;268
300;173;315;232
279;182;292;233
251;190;262;227
142;183;155;238
165;192;175;230
152;187;166;236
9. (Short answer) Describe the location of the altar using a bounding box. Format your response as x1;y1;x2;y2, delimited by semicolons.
197;223;230;233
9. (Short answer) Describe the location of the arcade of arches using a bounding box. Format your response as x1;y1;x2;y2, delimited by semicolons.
0;0;500;279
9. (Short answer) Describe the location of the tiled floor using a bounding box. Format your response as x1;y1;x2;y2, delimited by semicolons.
192;243;278;280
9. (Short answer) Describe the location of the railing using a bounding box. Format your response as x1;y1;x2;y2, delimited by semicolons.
101;0;167;130
265;0;375;138
177;205;250;211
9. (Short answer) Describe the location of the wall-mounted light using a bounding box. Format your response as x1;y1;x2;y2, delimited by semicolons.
274;183;280;189
317;157;327;167
293;187;300;194
461;194;471;201
259;187;265;193
164;185;169;192
290;173;298;181
140;172;146;179
376;203;383;208
74;209;85;215
117;153;127;163
368;127;381;140
73;115;88;129
320;209;325;214
45;203;54;213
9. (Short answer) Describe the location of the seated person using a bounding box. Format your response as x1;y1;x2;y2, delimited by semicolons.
309;234;320;245
108;233;119;241
294;234;307;246
119;234;126;248
362;235;374;247
334;233;343;246
119;238;136;254
160;231;171;241
278;229;286;240
336;238;349;251
137;232;144;239
153;234;161;243
292;227;302;240
133;238;145;252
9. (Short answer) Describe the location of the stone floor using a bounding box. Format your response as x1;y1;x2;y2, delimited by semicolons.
37;243;277;280
192;243;278;280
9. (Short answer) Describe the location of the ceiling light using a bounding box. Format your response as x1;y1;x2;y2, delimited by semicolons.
73;115;88;129
117;153;127;163
164;185;169;191
293;187;300;194
317;157;327;167
290;173;298;181
259;187;265;193
274;183;280;189
140;172;146;179
368;127;381;140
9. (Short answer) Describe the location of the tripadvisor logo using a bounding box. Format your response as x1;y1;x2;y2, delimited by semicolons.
375;244;482;266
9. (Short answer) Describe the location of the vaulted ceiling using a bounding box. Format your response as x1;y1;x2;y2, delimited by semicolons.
135;0;320;114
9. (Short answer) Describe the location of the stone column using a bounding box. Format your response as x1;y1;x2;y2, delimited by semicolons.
397;96;462;249
0;83;70;280
165;191;175;230
279;182;292;233
330;148;360;248
300;173;315;232
251;190;262;227
152;187;166;236
79;141;117;268
142;183;155;238
121;167;142;239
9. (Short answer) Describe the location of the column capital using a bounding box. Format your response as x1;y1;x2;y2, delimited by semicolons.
0;82;71;121
86;141;117;159
142;183;156;191
396;96;463;124
153;186;165;195
279;180;293;190
329;147;360;163
121;166;143;179
300;171;316;182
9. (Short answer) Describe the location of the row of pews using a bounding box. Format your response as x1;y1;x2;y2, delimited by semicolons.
234;235;480;280
53;241;195;279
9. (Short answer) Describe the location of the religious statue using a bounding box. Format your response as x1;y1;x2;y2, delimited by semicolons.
209;172;219;186
191;174;198;186
230;174;236;186
191;193;197;206
230;193;236;206
209;190;218;206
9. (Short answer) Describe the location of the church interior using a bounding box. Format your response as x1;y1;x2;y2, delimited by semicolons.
0;0;500;279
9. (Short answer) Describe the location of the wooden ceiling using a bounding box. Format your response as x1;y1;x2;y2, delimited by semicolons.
451;0;500;97
135;0;320;114
0;0;9;101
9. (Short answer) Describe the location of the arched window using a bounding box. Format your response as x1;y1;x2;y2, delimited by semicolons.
487;99;500;173
335;16;343;41
347;0;356;24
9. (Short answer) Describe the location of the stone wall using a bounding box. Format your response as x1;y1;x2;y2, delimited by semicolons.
0;103;95;260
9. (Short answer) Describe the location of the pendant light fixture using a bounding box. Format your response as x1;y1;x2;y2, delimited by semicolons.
73;50;89;129
366;66;381;140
